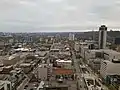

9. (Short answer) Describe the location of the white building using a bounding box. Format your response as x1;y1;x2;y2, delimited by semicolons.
69;33;75;41
0;80;12;90
56;59;72;69
100;60;120;79
98;25;107;49
80;45;88;59
103;49;120;61
74;42;80;52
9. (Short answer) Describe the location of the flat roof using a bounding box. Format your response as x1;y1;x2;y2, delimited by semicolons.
102;60;111;64
56;59;72;63
54;68;73;75
89;49;120;55
20;63;31;66
84;74;95;79
103;49;120;55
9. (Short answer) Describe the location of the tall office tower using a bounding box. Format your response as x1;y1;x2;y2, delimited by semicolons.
98;25;107;49
69;33;75;41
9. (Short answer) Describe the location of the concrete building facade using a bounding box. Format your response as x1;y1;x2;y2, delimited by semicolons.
69;33;75;41
100;60;120;79
74;42;80;52
36;64;53;80
98;25;107;49
0;80;12;90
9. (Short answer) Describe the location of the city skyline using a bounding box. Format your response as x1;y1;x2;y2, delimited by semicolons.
0;0;120;32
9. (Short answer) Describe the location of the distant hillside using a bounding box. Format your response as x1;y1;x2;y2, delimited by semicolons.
107;31;120;38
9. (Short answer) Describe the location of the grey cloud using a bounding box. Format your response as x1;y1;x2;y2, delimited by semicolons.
0;0;120;32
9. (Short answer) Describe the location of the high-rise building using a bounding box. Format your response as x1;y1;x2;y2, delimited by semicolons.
98;25;107;49
69;33;75;41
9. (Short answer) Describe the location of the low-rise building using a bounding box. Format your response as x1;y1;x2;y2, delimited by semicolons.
103;49;120;61
50;49;60;56
74;42;80;52
37;64;48;80
2;54;20;66
88;58;102;72
56;59;72;69
0;80;12;90
84;49;120;62
35;51;47;57
53;68;74;80
80;42;89;59
0;65;13;74
36;64;53;80
3;68;29;90
100;59;120;79
19;63;31;74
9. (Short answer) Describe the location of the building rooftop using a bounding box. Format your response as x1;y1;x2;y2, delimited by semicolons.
20;63;31;67
89;49;120;56
56;59;72;63
103;49;120;55
84;74;95;79
8;54;20;60
103;60;111;63
35;51;47;57
53;68;73;75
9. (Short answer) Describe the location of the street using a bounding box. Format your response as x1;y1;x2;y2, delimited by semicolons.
72;51;87;90
80;57;109;90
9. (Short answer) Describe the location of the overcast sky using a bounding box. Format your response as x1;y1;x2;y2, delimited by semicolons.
0;0;120;32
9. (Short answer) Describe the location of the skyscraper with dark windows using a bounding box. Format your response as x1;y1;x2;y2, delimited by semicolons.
98;25;107;49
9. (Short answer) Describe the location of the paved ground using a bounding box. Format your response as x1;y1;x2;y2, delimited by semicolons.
72;51;87;90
